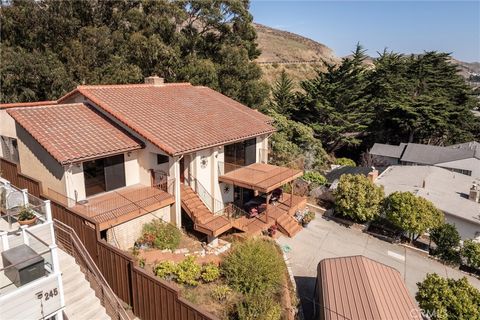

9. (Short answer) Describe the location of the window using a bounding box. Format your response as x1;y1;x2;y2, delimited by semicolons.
84;154;126;197
157;154;169;165
224;138;257;166
0;136;19;163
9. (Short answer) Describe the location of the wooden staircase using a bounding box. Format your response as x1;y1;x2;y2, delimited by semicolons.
180;184;232;237
276;213;302;237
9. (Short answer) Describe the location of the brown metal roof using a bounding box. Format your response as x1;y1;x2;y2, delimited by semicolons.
7;103;142;164
317;256;419;320
218;162;303;193
58;83;275;156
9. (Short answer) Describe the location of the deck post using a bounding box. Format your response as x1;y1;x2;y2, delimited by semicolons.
173;156;182;228
265;193;271;223
290;181;293;207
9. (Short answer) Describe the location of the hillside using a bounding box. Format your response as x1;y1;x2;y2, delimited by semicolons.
254;23;479;85
254;23;340;85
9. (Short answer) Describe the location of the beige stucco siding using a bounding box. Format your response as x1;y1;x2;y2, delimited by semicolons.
445;214;480;241
0;109;18;159
15;124;66;196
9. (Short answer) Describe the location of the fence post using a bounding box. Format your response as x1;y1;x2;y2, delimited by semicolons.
1;231;9;250
21;225;29;245
21;188;28;206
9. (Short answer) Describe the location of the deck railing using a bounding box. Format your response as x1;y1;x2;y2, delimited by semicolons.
185;176;224;213
54;219;130;320
215;202;249;219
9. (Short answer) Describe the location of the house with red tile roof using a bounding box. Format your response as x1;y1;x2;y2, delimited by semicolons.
0;76;306;248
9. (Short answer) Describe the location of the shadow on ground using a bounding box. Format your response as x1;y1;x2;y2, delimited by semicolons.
294;275;317;320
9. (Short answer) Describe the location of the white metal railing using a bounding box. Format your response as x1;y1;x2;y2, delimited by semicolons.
184;176;224;213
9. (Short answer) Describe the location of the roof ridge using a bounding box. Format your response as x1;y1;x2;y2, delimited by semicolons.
77;82;192;90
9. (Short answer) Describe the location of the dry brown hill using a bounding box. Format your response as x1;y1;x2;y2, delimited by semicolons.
254;23;340;85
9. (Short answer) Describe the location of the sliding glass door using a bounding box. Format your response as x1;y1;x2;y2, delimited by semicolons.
84;154;126;197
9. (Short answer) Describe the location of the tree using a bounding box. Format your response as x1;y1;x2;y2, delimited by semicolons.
335;157;356;167
294;44;372;153
270;70;296;115
0;0;268;107
461;239;480;270
366;51;479;146
334;174;384;222
416;274;480;320
383;192;444;242
267;110;327;170
430;223;461;264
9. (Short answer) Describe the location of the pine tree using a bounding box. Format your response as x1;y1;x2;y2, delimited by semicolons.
270;70;295;115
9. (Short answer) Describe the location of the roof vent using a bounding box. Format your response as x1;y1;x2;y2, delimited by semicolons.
145;75;164;86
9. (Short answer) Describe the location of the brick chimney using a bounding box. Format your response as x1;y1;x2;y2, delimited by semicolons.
367;168;379;183
144;75;164;86
469;184;480;202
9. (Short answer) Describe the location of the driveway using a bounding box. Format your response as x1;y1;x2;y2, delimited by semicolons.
277;214;480;320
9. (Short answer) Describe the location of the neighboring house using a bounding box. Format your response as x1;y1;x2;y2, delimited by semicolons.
0;179;66;320
0;76;305;248
370;142;480;178
375;165;480;240
315;256;419;320
325;166;386;190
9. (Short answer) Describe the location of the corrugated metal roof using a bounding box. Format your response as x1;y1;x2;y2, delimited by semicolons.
317;256;419;320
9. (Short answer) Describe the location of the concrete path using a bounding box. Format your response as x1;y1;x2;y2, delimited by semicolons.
277;215;480;320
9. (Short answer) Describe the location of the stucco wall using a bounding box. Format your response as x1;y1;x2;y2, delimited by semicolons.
106;205;171;250
445;214;480;241
0;110;18;159
15;124;66;196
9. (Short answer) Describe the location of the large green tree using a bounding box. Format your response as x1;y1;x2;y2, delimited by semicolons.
430;223;461;264
334;174;384;222
384;191;444;242
0;0;268;107
416;274;480;320
366;51;479;145
294;44;371;153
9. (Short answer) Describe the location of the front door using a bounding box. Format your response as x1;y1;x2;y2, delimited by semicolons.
180;157;185;183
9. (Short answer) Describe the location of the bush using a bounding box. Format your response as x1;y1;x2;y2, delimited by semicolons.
236;294;282;320
384;192;444;242
222;239;285;295
334;174;384;222
416;274;480;320
461;240;480;270
210;284;233;302
153;261;177;280
335;157;356;167
138;219;181;250
201;263;220;283
175;256;201;286
302;171;327;187
430;223;461;264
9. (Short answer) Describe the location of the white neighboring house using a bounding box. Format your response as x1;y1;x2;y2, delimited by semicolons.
370;142;480;178
375;166;480;241
0;178;65;320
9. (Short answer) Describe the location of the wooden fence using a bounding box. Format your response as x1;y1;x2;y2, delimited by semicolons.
0;158;217;320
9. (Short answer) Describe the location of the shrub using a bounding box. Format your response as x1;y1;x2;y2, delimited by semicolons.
153;260;177;280
335;157;356;167
334;174;384;222
210;284;233;302
384;192;444;242
416;274;480;320
138;219;181;250
302;171;327;187
175;256;201;286
430;223;461;264
222;239;285;295
201;263;220;283
461;239;480;270
236;294;282;320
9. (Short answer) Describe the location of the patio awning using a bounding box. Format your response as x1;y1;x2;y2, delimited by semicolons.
218;163;303;193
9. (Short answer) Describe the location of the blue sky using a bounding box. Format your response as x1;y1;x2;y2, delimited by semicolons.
250;1;480;62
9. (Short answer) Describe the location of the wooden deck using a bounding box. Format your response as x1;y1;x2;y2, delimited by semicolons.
73;184;175;230
231;194;307;236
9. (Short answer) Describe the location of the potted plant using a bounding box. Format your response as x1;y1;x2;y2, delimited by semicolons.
18;206;37;226
302;211;315;227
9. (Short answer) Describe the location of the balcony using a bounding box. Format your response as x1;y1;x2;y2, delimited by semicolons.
48;182;175;231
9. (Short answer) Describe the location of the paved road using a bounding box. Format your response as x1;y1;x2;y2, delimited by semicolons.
277;214;480;320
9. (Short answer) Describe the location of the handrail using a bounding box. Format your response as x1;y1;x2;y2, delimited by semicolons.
185;176;224;213
215;202;249;219
53;219;130;320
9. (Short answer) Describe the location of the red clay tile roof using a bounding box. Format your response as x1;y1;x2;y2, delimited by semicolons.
59;83;275;156
0;101;57;109
317;256;419;320
7;103;142;164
